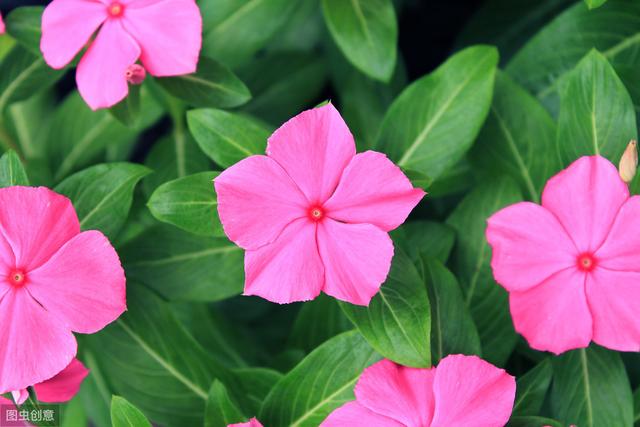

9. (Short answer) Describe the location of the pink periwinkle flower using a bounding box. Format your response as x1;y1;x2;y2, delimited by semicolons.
228;418;263;427
11;358;89;405
214;104;425;306
487;156;640;354
322;354;516;427
0;187;126;394
40;0;202;110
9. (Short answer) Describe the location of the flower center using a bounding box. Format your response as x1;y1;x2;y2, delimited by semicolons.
108;2;124;17
8;269;27;287
308;206;324;222
577;253;596;272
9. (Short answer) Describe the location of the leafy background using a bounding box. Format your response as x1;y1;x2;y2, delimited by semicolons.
1;0;640;426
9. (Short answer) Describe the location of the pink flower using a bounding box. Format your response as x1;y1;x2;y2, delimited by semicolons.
228;418;263;427
487;156;640;354
214;104;425;306
11;358;89;405
40;0;202;110
0;187;126;394
0;13;5;34
322;355;515;427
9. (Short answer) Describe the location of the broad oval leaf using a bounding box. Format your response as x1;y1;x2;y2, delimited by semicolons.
551;346;633;426
148;171;223;237
110;396;151;427
4;6;43;54
446;178;523;366
205;380;245;427
340;250;431;367
0;150;29;187
120;225;244;302
187;108;270;168
157;57;251;108
513;359;553;416
321;0;398;81
259;331;380;427
55;163;151;241
376;45;498;180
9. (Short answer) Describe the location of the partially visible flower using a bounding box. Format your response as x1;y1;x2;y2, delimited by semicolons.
0;186;126;394
11;358;89;405
215;104;425;306
229;418;263;427
0;13;5;34
487;156;640;354
40;0;202;110
321;355;515;426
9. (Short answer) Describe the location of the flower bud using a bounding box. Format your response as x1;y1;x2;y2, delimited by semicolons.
125;64;146;85
619;139;637;183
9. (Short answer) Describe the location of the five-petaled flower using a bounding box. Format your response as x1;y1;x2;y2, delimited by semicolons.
214;104;425;306
40;0;202;110
487;156;640;354
0;187;126;394
321;354;515;426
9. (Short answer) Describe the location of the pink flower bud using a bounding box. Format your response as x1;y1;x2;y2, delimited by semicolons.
125;64;146;85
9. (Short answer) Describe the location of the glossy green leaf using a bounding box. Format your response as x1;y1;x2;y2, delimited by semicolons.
259;331;380;427
110;396;152;427
513;359;553;416
55;163;150;240
471;71;559;202
551;346;633;426
187;109;270;168
507;417;563;427
422;258;481;363
585;0;607;9
4;7;43;54
340;250;431;367
205;381;245;427
556;50;637;165
321;0;397;81
446;178;523;366
157;57;251;108
0;150;29;187
391;220;455;264
120;225;244;302
376;45;498;180
148;171;223;237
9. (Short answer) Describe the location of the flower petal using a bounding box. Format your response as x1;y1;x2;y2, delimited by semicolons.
244;218;324;304
0;290;77;393
0;187;79;270
509;268;592;354
40;0;107;69
430;354;515;427
324;151;425;232
11;389;28;406
354;359;435;426
541;156;628;253
318;219;393;306
76;19;140;110
215;155;308;251
595;196;640;270
266;104;356;204
228;418;263;427
321;401;404;427
27;231;126;334
34;358;89;403
0;13;6;34
486;202;577;292
586;269;640;351
121;0;201;76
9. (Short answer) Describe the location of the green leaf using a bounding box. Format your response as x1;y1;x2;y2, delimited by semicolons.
200;0;300;68
109;85;141;127
556;50;637;165
54;163;150;240
88;285;237;427
446;178;523;366
422;258;481;363
120;225;244;302
551;346;633;426
77;349;114;427
110;396;152;427
321;0;397;81
187;109;270;168
60;397;88;427
148;171;223;237
157;57;251;108
4;7;43;54
391;220;455;264
633;387;640;426
259;331;380;427
376;45;498;181
0;150;29;187
205;381;245;427
470;71;559;202
340;250;431;367
513;359;553;416
585;0;607;9
507;416;563;427
233;368;283;416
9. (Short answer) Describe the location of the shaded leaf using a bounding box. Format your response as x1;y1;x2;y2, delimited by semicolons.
4;6;43;54
391;220;455;264
110;396;151;427
513;359;553;416
507;416;563;427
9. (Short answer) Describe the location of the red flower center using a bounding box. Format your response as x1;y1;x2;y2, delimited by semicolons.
308;206;324;222
8;269;27;287
577;253;596;272
108;2;124;17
